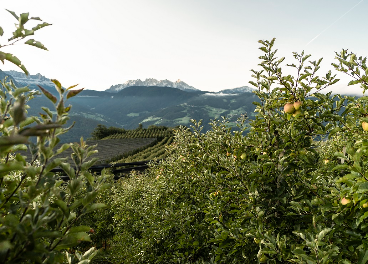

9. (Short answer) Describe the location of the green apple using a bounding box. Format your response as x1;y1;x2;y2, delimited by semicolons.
259;255;268;263
284;103;295;114
240;153;246;159
362;202;368;208
293;110;301;117
362;121;368;131
293;101;302;110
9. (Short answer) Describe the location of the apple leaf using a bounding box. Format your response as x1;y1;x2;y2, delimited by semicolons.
54;200;69;217
6;9;19;20
67;84;79;90
3;53;29;75
67;226;91;234
32;22;52;32
54;232;91;250
25;39;48;50
23;29;35;37
51;79;63;94
0;51;5;63
19;13;30;25
57;98;64;115
0;26;4;36
66;88;84;99
13;86;31;97
358;247;368;264
38;85;57;104
30;16;42;21
85;203;106;214
8;28;22;41
0;135;28;148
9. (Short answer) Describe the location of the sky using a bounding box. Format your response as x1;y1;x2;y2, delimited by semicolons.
0;0;367;94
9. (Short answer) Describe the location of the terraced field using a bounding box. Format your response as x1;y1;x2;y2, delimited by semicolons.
18;138;157;164
114;136;173;163
20;126;175;166
56;138;157;164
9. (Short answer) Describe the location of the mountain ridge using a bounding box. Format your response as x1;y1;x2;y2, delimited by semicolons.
2;70;256;94
106;78;201;93
4;70;55;88
1;70;258;142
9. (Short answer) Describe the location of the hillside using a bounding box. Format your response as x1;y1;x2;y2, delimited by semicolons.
2;70;259;141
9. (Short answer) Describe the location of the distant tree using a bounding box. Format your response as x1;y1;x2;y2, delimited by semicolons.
91;124;126;140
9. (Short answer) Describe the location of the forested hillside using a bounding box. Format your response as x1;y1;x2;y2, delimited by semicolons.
9;75;261;141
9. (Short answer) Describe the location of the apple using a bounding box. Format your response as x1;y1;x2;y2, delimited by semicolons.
341;197;351;205
362;203;368;208
293;101;302;110
259;255;268;263
293;110;301;117
362;122;368;131
284;103;295;114
240;153;246;159
324;159;329;164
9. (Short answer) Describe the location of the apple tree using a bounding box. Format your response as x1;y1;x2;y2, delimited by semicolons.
0;10;110;263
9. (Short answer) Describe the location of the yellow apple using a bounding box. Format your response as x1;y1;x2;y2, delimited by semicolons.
341;197;351;205
284;103;295;114
362;203;368;208
362;122;368;131
294;101;302;110
241;153;247;159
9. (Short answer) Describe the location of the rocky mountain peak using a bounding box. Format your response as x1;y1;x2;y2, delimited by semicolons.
106;78;200;93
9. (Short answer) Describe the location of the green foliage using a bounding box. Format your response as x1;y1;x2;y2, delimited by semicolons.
0;10;109;263
0;10;51;75
98;39;368;263
332;49;368;93
91;125;126;140
0;77;111;263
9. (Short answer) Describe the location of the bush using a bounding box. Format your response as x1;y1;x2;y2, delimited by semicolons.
104;39;368;263
0;10;110;263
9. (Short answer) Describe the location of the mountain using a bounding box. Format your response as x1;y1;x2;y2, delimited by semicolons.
0;69;19;85
2;70;259;142
63;85;259;132
25;85;258;141
4;70;55;91
106;78;200;93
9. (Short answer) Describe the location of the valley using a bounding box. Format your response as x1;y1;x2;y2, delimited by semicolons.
1;70;259;142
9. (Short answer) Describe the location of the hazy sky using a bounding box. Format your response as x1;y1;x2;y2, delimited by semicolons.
0;0;367;94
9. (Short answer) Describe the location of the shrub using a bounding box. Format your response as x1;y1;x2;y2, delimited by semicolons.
106;39;368;263
0;10;110;263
